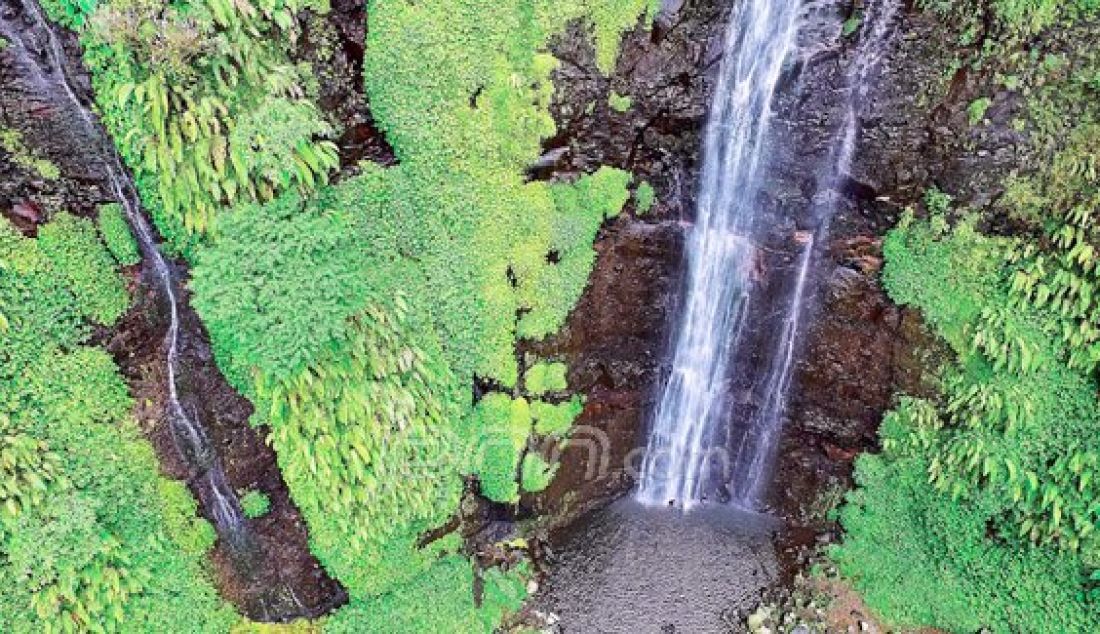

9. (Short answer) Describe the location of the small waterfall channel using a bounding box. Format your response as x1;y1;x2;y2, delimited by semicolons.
638;0;901;509
0;0;313;618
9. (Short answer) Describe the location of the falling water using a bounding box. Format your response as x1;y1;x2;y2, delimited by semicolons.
1;0;310;617
729;0;901;505
638;0;901;509
636;0;802;508
0;0;250;545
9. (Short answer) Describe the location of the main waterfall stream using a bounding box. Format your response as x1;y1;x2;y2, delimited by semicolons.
536;0;900;629
637;0;801;510
641;0;900;509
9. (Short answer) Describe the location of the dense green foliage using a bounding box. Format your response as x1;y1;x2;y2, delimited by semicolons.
47;0;655;627
322;556;528;634
837;448;1098;632
0;218;234;632
521;452;558;493
44;0;340;255
96;203;141;266
834;5;1100;631
835;211;1100;631
186;0;656;629
36;212;130;325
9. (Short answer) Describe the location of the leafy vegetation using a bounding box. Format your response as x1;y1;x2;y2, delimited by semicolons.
835;211;1100;627
967;96;992;124
239;490;271;519
34;212;130;327
43;0;340;255
44;0;652;627
838;135;1100;633
532;397;584;437
835;448;1099;632
0;217;235;632
918;0;1098;39
834;5;1100;631
96;203;141;266
183;0;655;629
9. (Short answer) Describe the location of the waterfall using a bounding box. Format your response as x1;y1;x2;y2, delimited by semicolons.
1;0;250;546
638;0;900;509
1;0;311;617
728;0;902;505
636;0;802;509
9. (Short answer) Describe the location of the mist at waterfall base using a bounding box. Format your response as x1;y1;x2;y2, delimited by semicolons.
637;0;900;512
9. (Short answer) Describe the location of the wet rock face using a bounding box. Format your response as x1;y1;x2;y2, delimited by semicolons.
521;0;731;525
523;219;683;522
299;0;396;169
531;0;1012;526
0;11;107;228
542;0;727;217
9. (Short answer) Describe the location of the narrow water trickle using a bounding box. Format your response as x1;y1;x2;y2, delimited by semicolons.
1;0;311;618
638;0;901;510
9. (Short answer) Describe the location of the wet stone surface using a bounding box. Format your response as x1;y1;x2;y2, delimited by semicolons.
531;499;779;633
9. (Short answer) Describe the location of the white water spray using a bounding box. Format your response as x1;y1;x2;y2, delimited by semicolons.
638;0;901;509
636;0;802;508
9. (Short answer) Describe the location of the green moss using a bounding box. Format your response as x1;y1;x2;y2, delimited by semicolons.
532;397;583;437
97;203;141;266
635;180;656;215
0;127;61;180
240;490;271;519
967;96;993;124
525;361;568;395
520;453;558;493
842;13;862;37
608;91;633;112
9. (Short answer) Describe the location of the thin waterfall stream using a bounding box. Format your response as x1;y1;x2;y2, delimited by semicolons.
0;0;316;619
639;0;900;510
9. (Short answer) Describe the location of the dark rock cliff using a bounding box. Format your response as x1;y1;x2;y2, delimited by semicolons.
526;0;1018;533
